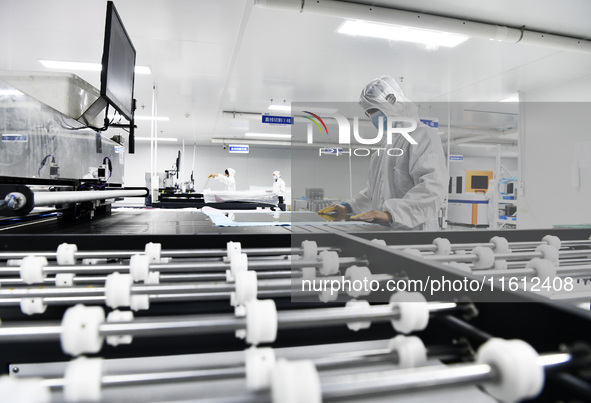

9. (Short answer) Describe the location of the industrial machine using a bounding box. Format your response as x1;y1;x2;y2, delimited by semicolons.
448;170;494;227
0;228;590;402
0;1;146;221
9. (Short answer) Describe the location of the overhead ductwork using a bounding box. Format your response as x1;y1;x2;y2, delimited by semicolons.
254;0;591;53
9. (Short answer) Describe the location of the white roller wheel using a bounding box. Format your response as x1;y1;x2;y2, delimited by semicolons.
232;270;258;307
0;376;50;403
493;260;508;271
130;295;150;311
471;246;495;269
445;261;472;273
245;299;278;345
477;338;544;402
55;273;75;287
526;258;557;281
318;284;339;303
344;266;372;298
542;235;561;250
104;272;133;309
63;357;103;402
20;256;48;284
245;347;276;391
319;250;339;276
301;267;316;280
388;335;427;369
301;240;318;260
345;299;371;331
271;359;321;403
402;248;422;257
490;237;510;254
229;253;248;282
20;298;47;315
536;244;559;265
129;254;150;282
371;239;387;246
106;310;134;346
56;243;78;266
227;241;242;261
60;304;105;356
144;271;160;285
432;238;451;256
144;242;162;263
389;291;429;334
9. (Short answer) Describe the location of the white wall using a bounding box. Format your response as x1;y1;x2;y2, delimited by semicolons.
518;75;591;228
125;143;293;192
448;156;518;178
291;148;370;203
124;142;371;205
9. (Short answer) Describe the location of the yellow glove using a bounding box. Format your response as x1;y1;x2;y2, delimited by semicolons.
317;204;348;221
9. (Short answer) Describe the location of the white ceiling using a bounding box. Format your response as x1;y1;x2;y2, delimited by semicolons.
1;0;591;151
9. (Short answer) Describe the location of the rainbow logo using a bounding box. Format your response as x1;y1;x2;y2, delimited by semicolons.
303;111;329;136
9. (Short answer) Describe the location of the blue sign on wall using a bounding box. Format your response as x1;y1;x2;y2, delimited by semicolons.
229;145;249;154
262;115;294;125
1;134;28;142
420;118;439;128
449;154;464;161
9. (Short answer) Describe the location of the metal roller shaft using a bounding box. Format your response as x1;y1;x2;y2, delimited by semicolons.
33;189;147;207
321;353;571;400
0;270;298;286
0;246;338;260
387;240;591;251
0;257;366;277
0;279;294;300
424;249;591;263
0;302;456;342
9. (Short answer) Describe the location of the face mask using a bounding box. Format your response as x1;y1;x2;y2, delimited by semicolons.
370;110;387;131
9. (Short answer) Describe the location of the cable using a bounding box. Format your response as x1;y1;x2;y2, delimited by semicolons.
37;155;55;177
95;157;113;189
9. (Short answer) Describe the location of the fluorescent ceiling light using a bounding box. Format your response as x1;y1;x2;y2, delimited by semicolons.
133;115;170;121
0;90;23;96
135;136;178;142
500;96;519;102
245;133;292;139
269;105;291;112
134;66;152;75
337;20;469;48
457;143;495;149
39;60;151;75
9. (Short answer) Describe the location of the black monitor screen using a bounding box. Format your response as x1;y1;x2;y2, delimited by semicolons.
507;183;514;194
471;175;489;190
101;1;136;121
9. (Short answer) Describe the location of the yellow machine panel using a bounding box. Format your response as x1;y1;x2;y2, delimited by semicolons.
465;170;493;193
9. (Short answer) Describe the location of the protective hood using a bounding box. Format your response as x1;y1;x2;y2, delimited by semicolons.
359;76;420;122
226;168;236;178
273;170;281;178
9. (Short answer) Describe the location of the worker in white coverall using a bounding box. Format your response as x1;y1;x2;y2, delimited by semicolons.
272;170;286;196
208;168;236;191
319;76;447;230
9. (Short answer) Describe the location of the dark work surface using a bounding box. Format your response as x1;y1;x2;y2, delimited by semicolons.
0;208;389;235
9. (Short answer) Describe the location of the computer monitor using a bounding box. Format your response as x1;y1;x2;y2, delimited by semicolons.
101;1;136;121
78;1;136;128
471;175;489;190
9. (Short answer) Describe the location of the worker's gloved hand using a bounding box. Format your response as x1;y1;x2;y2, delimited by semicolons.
350;210;392;223
208;174;217;178
318;204;348;221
